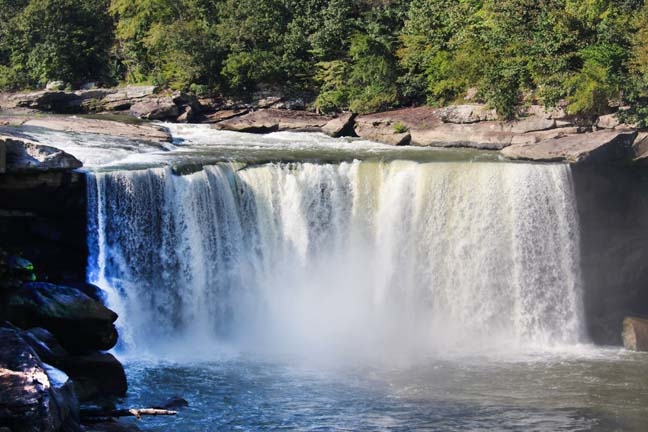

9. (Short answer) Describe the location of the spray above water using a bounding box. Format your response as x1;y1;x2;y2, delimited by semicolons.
87;160;585;362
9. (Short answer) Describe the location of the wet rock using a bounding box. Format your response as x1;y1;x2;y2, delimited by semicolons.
2;137;83;172
153;397;189;410
3;282;118;353
622;317;648;351
22;328;68;369
0;327;80;432
62;353;127;400
215;109;330;133
60;281;106;303
501;130;638;164
322;112;356;138
19;329;127;401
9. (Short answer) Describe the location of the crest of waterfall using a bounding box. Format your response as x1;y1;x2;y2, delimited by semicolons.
87;161;584;359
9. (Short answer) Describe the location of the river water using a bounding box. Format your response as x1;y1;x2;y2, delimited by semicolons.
20;122;648;431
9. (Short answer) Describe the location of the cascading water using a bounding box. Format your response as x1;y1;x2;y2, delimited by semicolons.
88;160;584;360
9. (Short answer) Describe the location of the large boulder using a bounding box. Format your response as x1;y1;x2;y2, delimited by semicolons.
622;317;648;351
130;97;179;120
215;109;330;133
21;328;127;401
22;328;68;369
353;118;411;146
0;327;80;432
501;130;638;163
2;137;82;173
3;282;118;353
62;353;127;400
322;112;356;138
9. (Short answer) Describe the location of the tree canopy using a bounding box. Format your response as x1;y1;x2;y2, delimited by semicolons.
1;0;648;120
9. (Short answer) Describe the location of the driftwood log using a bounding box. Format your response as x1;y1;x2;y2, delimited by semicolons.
81;408;177;421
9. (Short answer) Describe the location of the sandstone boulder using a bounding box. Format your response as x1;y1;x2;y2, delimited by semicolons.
4;282;118;353
130;97;179;120
501;130;638;163
2;137;82;172
0;327;80;432
322;112;356;138
622;317;648;351
354;118;411;146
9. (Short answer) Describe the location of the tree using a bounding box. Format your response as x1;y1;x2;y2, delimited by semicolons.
7;0;113;88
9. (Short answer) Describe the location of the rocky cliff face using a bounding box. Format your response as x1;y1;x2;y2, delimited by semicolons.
572;165;648;345
0;170;86;283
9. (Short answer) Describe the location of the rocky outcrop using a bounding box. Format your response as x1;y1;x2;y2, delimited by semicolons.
501;130;638;163
21;117;172;143
22;327;126;401
1;86;203;122
101;86;158;111
0;327;80;432
353;116;411;146
353;106;575;150
215;109;331;133
2;137;82;173
3;282;118;353
622;317;648;351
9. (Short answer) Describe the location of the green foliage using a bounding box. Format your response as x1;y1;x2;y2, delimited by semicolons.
0;0;113;89
0;0;647;119
393;121;408;133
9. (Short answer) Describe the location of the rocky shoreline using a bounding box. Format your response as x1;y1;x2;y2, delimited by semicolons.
0;132;138;431
2;85;648;165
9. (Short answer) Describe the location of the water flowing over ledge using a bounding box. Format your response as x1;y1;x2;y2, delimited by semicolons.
87;160;585;362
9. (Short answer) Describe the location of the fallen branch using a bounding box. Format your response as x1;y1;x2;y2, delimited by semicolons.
81;407;177;420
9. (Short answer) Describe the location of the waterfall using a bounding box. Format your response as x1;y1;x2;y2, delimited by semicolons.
87;161;584;359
